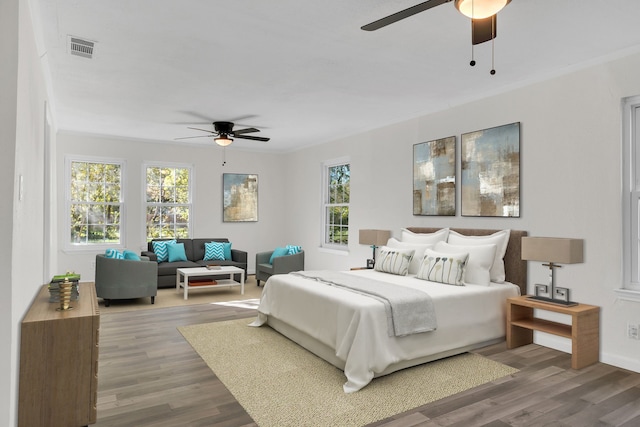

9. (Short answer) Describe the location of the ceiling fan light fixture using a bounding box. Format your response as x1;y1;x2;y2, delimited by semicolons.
215;135;233;146
455;0;510;19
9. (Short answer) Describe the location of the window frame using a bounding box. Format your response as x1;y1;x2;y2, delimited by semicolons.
620;95;640;301
321;157;350;251
64;155;126;252
143;161;194;242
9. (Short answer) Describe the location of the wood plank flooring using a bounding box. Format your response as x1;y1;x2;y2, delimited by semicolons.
94;303;640;427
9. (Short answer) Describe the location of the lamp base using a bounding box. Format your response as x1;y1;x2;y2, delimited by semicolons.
526;295;578;307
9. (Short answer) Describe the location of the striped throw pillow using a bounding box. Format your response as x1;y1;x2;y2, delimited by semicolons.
286;245;302;255
152;240;176;263
105;248;124;259
204;242;225;261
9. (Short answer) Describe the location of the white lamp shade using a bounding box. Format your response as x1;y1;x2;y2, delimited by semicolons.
215;136;233;146
455;0;510;19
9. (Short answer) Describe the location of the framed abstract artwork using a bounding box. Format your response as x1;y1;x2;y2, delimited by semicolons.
413;136;456;216
223;173;258;222
461;122;520;217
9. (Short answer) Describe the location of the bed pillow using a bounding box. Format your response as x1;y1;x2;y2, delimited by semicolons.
401;227;449;244
151;239;176;263
167;242;188;262
447;229;510;283
416;248;468;286
374;247;415;276
385;238;433;275
434;241;496;286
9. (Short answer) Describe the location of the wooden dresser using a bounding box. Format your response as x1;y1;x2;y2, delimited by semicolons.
18;282;100;427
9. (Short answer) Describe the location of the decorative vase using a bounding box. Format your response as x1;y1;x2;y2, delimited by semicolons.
58;279;73;311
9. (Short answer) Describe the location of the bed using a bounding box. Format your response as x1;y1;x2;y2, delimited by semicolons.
251;228;528;392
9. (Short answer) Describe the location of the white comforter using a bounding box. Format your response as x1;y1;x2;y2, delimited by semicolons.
251;269;520;392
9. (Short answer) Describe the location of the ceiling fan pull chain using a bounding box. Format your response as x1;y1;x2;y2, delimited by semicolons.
222;147;227;167
490;15;496;75
470;43;476;66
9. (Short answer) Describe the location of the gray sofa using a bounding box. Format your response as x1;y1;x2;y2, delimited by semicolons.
256;250;304;286
142;238;248;288
95;254;158;306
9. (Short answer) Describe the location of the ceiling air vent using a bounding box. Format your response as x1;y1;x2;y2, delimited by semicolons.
68;36;95;59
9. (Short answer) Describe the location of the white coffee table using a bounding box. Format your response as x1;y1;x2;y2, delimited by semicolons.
176;266;245;300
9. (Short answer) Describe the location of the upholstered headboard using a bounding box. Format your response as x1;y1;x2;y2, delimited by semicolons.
406;227;528;295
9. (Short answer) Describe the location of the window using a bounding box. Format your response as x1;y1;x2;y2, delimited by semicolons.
67;158;124;247
621;95;640;299
323;160;350;247
145;164;192;240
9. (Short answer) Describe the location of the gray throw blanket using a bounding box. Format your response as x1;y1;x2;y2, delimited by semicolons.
291;270;437;337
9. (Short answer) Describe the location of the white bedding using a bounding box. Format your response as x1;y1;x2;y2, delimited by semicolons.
251;269;520;392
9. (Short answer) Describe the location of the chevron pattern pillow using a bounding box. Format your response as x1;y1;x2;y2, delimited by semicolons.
286;245;302;255
204;242;226;261
105;248;124;259
152;240;176;263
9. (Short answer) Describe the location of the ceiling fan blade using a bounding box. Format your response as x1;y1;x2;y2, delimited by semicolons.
174;135;214;140
187;126;217;134
235;134;270;142
233;127;260;135
361;0;452;31
472;15;496;45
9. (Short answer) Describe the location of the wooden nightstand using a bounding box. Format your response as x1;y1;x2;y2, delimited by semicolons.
506;295;600;369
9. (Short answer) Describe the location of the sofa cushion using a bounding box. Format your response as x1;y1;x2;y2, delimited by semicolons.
157;260;199;276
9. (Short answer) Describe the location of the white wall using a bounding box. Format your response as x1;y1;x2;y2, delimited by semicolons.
56;133;288;278
3;1;51;426
284;51;640;373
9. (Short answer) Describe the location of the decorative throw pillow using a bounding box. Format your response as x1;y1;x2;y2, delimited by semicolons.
374;247;415;276
447;229;510;283
167;242;188;262
105;248;124;259
434;241;495;286
417;248;468;286
385;238;433;275
151;239;176;263
401;228;449;244
269;247;290;264
286;245;302;255
204;242;226;261
222;242;232;260
123;250;141;261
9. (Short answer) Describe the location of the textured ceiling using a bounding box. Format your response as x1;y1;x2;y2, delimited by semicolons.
30;0;640;152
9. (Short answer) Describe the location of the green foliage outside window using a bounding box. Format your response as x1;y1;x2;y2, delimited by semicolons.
146;166;191;240
325;164;350;245
70;161;122;244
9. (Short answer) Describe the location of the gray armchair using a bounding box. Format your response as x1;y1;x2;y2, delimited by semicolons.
256;250;304;286
95;254;158;306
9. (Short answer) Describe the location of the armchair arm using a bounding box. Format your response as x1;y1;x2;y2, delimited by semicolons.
231;248;247;264
141;250;157;262
272;251;305;275
256;251;273;265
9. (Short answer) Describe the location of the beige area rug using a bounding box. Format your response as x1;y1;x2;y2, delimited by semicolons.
179;318;519;427
95;275;263;313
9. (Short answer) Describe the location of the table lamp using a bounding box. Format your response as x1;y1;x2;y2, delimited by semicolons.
359;229;391;269
521;236;584;306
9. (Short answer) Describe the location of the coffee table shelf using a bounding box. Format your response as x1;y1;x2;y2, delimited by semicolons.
176;266;245;300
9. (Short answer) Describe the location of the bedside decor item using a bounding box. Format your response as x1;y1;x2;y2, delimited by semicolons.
413;136;456;216
57;278;74;311
223;173;258;222
521;236;584;306
359;229;391;268
461;122;520;217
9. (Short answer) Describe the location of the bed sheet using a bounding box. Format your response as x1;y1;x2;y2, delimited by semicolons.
251;269;520;392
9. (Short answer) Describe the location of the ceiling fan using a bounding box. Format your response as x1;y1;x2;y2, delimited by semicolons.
175;121;270;146
361;0;512;73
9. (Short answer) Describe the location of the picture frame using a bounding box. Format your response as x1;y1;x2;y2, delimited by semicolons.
461;122;520;217
413;136;456;216
223;173;258;222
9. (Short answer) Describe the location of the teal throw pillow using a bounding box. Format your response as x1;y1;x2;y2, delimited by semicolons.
286;245;302;255
151;239;176;263
168;242;188;262
269;247;289;264
105;248;124;259
123;250;141;261
222;242;232;260
204;242;225;261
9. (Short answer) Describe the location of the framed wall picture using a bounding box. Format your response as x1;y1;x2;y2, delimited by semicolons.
413;136;456;216
461;122;520;217
223;173;258;222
